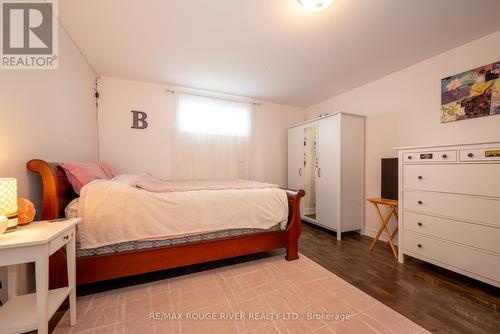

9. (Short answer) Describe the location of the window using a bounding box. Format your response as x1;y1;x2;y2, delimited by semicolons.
177;93;251;137
173;93;253;180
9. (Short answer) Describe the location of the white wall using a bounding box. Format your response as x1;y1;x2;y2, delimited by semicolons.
0;28;97;301
97;76;305;187
306;30;500;239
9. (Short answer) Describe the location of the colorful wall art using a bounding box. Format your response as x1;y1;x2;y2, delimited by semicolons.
441;61;500;123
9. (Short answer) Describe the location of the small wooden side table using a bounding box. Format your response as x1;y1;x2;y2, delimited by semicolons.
367;198;398;259
0;218;80;334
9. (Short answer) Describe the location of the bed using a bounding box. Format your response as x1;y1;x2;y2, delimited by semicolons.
27;159;304;289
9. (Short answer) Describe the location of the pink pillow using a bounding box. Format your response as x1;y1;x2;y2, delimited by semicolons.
60;162;113;195
98;162;116;179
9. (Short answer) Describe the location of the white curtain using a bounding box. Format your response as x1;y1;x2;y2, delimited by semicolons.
172;93;253;180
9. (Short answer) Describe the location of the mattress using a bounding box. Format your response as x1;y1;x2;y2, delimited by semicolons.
75;224;281;257
65;199;282;257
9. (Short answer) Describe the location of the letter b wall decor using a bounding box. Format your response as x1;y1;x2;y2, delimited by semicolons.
131;110;148;129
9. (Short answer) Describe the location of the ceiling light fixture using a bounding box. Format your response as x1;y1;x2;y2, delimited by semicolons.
298;0;334;13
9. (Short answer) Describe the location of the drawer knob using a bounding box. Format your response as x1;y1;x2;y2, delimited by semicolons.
418;200;423;205
408;155;412;160
417;222;422;226
417;176;423;180
442;154;447;159
417;244;422;248
64;235;69;240
467;152;474;158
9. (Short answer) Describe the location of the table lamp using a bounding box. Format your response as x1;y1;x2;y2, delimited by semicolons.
0;178;18;233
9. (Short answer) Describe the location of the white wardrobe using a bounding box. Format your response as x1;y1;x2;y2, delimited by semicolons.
288;112;365;240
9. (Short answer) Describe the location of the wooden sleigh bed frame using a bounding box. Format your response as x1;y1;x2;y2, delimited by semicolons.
27;159;305;289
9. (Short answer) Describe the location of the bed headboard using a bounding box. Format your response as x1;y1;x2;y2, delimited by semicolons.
27;159;77;220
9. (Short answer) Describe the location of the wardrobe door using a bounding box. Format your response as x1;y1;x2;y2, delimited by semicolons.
316;115;341;236
288;125;304;192
302;124;319;222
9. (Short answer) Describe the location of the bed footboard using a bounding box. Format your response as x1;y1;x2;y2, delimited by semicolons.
284;189;305;261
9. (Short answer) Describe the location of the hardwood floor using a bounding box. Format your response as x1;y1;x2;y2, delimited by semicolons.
55;221;499;334
299;222;500;334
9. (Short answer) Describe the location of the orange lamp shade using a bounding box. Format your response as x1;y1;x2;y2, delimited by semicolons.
17;198;36;225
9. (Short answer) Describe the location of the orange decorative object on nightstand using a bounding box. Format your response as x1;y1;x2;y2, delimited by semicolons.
17;198;36;225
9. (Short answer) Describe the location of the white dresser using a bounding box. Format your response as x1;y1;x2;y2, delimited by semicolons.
397;142;500;287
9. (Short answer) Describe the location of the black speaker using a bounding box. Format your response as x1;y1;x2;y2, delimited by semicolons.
381;158;398;200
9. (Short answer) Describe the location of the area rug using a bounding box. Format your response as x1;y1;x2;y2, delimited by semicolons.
54;254;428;333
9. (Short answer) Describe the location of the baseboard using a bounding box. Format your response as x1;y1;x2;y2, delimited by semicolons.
363;227;398;246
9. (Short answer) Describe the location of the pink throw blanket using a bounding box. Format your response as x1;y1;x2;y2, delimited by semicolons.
132;175;278;193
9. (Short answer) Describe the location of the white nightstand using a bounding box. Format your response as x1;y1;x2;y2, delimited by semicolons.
0;218;80;334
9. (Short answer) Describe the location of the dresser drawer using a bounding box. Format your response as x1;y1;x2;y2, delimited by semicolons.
404;191;500;227
49;227;75;256
404;230;500;284
404;164;500;197
403;150;456;163
404;212;500;254
460;147;500;162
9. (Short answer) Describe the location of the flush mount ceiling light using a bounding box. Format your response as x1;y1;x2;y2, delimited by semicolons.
298;0;334;12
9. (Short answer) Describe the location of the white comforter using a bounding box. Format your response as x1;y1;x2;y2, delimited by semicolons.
76;175;289;249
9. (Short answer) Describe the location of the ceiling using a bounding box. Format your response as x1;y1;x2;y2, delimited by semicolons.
58;0;500;107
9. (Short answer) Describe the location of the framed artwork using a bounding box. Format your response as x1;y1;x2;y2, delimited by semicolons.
441;61;500;123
